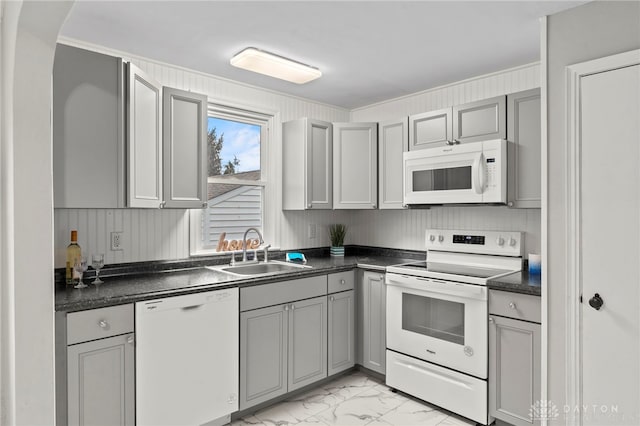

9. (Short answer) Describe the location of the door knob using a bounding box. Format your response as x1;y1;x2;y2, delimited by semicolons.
589;293;604;311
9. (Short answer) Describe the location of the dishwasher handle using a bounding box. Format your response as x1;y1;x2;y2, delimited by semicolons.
181;304;203;311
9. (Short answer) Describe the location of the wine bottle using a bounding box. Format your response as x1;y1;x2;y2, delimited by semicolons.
66;230;82;285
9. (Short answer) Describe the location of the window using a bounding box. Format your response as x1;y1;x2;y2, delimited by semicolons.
190;104;270;255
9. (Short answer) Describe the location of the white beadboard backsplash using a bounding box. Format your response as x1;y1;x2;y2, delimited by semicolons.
54;39;542;268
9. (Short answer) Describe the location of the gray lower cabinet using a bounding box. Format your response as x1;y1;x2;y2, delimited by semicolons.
67;334;135;426
328;290;355;375
489;291;541;426
357;270;386;374
239;276;328;410
61;304;135;426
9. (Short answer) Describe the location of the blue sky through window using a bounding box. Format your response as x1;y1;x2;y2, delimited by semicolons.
208;117;260;173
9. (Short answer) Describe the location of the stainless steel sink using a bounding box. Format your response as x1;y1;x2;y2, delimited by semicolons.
206;261;311;277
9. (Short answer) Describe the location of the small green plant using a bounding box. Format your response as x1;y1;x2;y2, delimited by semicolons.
329;224;347;247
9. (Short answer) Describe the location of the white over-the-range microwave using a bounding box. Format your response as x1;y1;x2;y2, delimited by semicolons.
403;139;507;206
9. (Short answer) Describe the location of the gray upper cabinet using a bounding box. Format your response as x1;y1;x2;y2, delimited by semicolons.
378;118;408;209
53;44;125;208
127;63;163;208
328;290;355;376
53;44;207;209
162;87;208;208
333;122;378;209
408;96;506;150
453;95;506;143
282;118;333;210
357;270;386;374
489;291;541;426
507;89;541;208
288;296;328;391
408;108;452;150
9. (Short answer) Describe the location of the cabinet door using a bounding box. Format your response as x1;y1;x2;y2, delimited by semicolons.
162;87;208;208
507;89;541;208
127;63;163;208
359;271;386;374
489;315;541;426
240;304;288;410
328;290;355;375
288;296;327;391
67;334;135;426
53;44;125;208
333;122;378;209
307;119;333;209
453;96;506;143
379;118;408;209
409;108;452;150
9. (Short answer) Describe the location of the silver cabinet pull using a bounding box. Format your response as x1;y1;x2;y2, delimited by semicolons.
127;335;135;344
509;302;517;309
489;317;494;323
291;304;295;311
330;296;335;302
340;279;345;285
98;320;108;329
202;202;208;208
284;305;289;311
159;201;166;209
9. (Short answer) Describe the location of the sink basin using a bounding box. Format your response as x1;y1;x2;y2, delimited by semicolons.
207;261;311;277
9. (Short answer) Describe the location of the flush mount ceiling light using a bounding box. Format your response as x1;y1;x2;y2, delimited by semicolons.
230;47;322;84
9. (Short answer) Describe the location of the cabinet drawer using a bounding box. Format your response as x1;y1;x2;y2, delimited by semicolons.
67;304;134;345
489;290;540;323
328;270;355;293
241;275;327;311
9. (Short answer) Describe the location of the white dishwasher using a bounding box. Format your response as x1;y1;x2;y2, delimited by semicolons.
136;287;239;426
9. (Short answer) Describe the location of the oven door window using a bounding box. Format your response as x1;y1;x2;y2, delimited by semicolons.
412;166;472;192
402;293;465;345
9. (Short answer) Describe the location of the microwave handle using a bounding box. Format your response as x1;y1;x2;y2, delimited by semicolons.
473;153;485;194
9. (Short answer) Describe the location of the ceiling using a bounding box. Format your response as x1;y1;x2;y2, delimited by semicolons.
60;1;585;109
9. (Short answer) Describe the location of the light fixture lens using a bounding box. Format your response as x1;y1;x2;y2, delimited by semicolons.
230;47;322;84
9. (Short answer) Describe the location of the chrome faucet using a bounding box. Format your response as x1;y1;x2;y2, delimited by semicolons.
242;227;264;263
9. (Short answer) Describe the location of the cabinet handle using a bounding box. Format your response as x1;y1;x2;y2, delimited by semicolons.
509;302;517;309
380;275;384;280
453;139;461;145
307;204;312;209
98;320;108;329
330;296;334;302
202;202;208;209
284;305;289;311
445;140;454;146
489;317;494;323
291;304;295;311
127;335;135;344
340;279;345;285
159;201;166;209
372;203;376;208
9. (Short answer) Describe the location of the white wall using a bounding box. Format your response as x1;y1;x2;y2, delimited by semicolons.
54;38;351;267
1;1;73;425
546;1;640;421
54;43;542;266
351;63;542;255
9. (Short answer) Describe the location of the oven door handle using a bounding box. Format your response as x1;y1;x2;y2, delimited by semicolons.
386;274;487;301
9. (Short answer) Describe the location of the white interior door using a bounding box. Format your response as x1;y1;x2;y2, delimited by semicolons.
580;63;640;425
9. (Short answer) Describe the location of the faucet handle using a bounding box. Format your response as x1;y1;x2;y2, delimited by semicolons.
229;251;237;266
263;244;271;262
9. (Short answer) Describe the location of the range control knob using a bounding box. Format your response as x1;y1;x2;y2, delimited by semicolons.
429;234;436;242
509;237;517;247
438;235;444;242
496;237;505;246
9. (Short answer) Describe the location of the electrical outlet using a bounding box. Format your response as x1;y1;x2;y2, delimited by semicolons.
308;223;317;239
111;232;124;251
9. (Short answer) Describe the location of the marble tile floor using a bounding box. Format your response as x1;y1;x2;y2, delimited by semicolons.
230;370;475;426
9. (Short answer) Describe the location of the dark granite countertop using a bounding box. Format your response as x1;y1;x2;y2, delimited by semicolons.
55;252;418;312
488;269;541;296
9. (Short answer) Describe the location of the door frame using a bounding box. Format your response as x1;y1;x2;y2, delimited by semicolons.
564;48;640;423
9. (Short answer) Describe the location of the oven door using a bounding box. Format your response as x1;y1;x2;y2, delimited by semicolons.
386;273;488;379
403;143;485;205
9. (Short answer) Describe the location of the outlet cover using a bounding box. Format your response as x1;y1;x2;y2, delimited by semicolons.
111;232;124;251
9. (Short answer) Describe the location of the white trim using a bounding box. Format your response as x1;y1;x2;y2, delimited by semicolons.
565;49;640;425
351;61;540;113
56;36;350;113
539;16;549;426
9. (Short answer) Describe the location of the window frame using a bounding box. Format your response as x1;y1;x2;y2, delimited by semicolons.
189;102;273;256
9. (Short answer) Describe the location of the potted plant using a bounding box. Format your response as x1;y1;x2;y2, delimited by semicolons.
329;224;347;257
